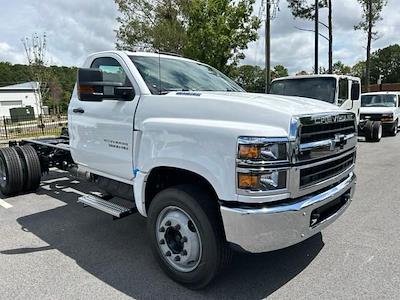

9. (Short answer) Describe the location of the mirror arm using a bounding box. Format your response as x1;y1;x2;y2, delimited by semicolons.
80;81;123;87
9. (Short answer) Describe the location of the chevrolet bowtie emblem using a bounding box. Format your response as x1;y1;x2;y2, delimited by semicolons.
333;134;347;149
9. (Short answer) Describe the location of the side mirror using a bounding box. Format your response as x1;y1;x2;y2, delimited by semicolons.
351;83;360;101
77;68;134;101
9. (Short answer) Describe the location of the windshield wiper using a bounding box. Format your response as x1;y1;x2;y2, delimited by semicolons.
159;88;191;95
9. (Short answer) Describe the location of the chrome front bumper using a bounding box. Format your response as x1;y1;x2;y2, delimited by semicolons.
220;172;356;253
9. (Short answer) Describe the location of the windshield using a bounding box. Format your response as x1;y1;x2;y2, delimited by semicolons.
130;56;244;94
270;78;336;103
361;94;397;107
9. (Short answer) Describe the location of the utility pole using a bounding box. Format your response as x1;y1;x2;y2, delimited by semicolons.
328;0;333;74
314;0;319;74
265;0;271;93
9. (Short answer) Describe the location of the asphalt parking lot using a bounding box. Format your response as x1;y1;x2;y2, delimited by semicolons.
1;136;399;300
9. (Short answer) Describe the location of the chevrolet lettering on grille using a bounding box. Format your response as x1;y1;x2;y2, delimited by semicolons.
312;114;354;124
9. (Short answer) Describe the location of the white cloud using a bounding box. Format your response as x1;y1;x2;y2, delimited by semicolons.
0;0;398;74
0;42;26;63
0;0;118;66
243;0;399;74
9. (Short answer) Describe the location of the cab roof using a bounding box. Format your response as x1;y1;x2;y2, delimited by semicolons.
89;50;199;64
362;91;400;96
272;74;361;82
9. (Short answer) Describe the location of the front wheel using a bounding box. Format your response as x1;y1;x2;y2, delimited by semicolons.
366;121;382;142
147;185;231;289
372;121;383;142
389;120;398;136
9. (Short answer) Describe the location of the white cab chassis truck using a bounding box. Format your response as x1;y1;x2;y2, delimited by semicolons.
358;92;400;142
270;75;362;123
1;52;357;289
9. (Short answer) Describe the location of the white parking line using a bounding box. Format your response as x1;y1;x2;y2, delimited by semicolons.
0;199;13;209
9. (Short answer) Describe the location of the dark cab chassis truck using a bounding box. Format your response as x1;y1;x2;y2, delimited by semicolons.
0;51;357;289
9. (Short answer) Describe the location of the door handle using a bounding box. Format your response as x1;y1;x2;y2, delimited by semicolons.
73;108;85;114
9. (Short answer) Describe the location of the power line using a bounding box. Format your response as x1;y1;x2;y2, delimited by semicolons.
259;0;280;20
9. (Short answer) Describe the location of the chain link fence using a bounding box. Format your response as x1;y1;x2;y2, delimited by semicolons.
0;115;67;141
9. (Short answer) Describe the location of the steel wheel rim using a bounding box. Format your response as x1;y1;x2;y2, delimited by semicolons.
156;206;202;273
378;125;383;139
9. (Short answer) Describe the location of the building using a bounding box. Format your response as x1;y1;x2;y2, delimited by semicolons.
0;82;42;117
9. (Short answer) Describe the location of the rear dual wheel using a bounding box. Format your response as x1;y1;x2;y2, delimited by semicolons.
15;145;41;192
0;147;24;196
0;145;41;196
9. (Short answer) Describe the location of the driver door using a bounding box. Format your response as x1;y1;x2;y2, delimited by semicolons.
69;54;139;181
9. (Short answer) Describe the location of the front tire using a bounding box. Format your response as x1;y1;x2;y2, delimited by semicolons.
372;121;383;142
389;120;398;136
147;185;231;289
365;121;382;142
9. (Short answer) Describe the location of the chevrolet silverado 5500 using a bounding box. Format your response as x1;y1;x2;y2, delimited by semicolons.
0;51;357;289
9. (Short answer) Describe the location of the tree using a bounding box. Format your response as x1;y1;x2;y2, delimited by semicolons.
296;70;310;75
115;0;187;53
287;0;333;73
352;61;366;82
0;62;76;113
271;65;289;79
369;44;400;84
183;0;260;74
49;78;63;115
115;0;260;74
232;64;289;92
332;61;352;75
21;33;52;115
233;65;265;92
354;0;387;91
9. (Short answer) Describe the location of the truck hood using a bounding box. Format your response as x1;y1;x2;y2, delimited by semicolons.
360;107;395;115
145;91;345;137
196;92;339;116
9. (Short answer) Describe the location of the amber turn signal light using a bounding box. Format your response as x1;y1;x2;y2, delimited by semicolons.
239;145;260;159
238;173;259;189
78;85;95;94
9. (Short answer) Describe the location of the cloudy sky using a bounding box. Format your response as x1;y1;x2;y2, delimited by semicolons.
0;0;398;74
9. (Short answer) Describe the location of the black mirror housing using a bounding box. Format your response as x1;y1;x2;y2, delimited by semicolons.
77;68;134;101
78;68;104;101
351;83;360;101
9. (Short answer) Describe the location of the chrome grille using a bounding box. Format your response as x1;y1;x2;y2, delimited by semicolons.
360;113;382;121
295;113;357;162
300;120;355;144
300;152;355;188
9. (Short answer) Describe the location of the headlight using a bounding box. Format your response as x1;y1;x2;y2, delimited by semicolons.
381;113;393;122
238;137;288;162
237;137;289;193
